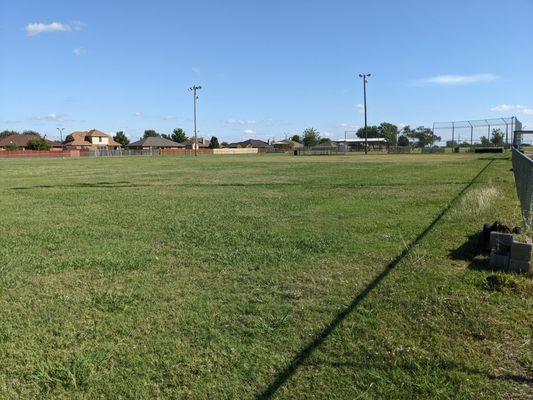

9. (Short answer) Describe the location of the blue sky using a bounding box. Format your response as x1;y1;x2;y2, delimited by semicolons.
1;0;532;143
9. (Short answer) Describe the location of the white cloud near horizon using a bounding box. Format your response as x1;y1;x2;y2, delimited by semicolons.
490;104;533;115
415;73;498;86
226;118;257;125
31;113;68;122
243;129;255;136
25;21;85;36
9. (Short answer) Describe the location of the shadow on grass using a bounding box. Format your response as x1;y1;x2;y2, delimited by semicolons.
11;181;151;190
256;159;495;399
448;231;495;272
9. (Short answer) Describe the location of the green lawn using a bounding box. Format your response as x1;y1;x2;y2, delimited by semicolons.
0;153;531;399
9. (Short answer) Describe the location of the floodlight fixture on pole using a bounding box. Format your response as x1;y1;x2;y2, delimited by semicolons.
189;85;202;156
56;127;65;142
358;73;371;155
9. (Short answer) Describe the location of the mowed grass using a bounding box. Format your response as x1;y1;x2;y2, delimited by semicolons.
0;153;531;399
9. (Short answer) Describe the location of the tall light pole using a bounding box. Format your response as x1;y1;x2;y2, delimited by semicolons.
358;73;371;155
57;127;65;142
189;85;202;156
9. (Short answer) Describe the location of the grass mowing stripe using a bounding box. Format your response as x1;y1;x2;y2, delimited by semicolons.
256;158;495;399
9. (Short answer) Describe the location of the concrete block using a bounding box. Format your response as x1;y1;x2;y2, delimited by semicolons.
489;231;513;251
510;239;532;261
489;250;509;270
509;259;531;273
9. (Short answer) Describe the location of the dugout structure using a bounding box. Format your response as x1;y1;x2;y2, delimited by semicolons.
433;117;521;148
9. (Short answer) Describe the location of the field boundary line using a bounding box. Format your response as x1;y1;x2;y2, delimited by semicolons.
256;158;495;399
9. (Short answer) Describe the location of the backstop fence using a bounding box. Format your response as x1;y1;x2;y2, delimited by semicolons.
511;126;532;229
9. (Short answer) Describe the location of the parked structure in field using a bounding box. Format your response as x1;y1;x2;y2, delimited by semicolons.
273;139;304;151
126;136;185;150
229;139;272;150
334;137;389;151
63;129;122;150
0;134;62;150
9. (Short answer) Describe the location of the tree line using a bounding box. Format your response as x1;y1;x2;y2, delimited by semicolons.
116;128;221;149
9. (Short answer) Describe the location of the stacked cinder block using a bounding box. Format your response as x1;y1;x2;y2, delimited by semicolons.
489;231;532;273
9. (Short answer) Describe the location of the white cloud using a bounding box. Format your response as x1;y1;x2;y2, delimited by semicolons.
192;67;200;75
73;47;83;56
243;129;255;136
133;112;144;117
490;104;533;115
356;104;365;114
163;115;176;120
25;22;71;36
32;113;68;121
226;118;257;125
415;73;498;86
337;122;358;129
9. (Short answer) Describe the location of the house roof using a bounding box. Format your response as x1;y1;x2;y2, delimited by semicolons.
229;139;272;148
64;130;121;147
0;134;55;147
126;136;185;148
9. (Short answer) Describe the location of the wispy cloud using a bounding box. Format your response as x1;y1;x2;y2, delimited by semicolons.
192;67;201;75
31;113;69;122
226;118;257;125
25;21;85;36
490;104;533;115
356;104;364;114
73;47;83;56
415;73;498;86
162;115;176;120
336;122;359;129
133;112;144;117
243;129;255;136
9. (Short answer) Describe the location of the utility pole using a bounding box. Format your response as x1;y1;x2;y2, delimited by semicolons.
358;73;371;155
189;85;202;156
56;127;65;142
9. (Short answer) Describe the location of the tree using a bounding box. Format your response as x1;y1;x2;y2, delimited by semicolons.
480;136;491;146
291;134;301;143
143;129;160;138
398;135;410;147
22;130;41;137
172;128;187;143
113;131;129;146
490;128;504;146
377;122;398;146
356;125;379;139
446;140;458;148
4;143;18;150
302;127;320;147
26;138;51;150
221;141;229;148
209;136;220;149
405;126;441;148
0;130;18;138
319;137;331;144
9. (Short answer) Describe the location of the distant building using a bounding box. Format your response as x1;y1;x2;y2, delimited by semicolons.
229;139;272;150
181;136;211;149
127;136;185;150
63;129;122;150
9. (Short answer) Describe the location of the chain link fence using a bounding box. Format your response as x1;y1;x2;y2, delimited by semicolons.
512;128;532;229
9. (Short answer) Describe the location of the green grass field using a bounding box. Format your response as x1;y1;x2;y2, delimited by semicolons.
0;153;531;399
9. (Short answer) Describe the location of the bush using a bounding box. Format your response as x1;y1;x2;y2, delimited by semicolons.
26;138;51;150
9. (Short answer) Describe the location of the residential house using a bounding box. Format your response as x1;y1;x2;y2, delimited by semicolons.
63;129;122;150
126;136;185;150
228;139;272;150
0;134;62;150
181;136;211;149
272;139;304;151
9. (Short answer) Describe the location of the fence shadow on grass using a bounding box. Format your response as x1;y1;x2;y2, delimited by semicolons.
11;181;151;190
256;159;495;399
